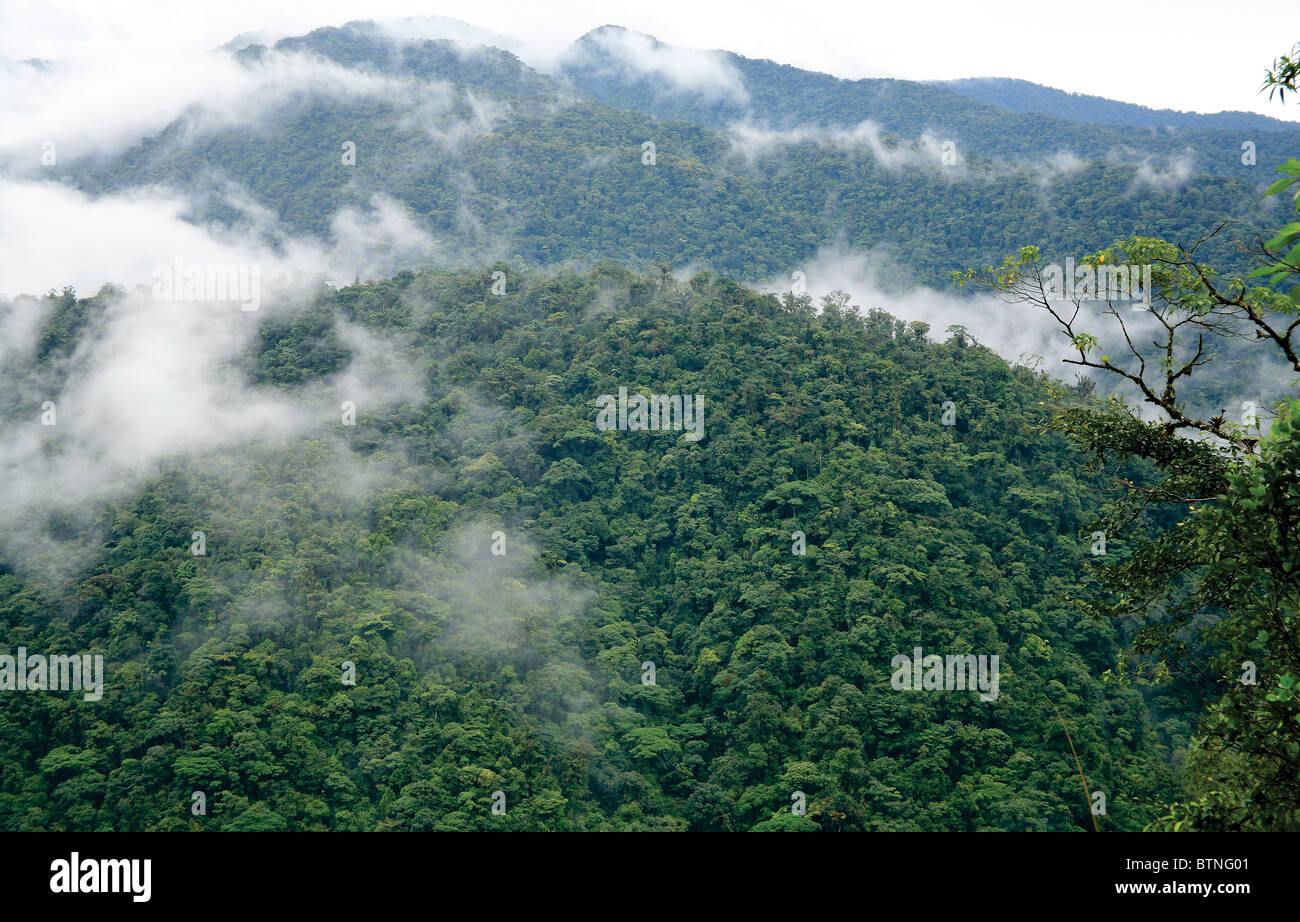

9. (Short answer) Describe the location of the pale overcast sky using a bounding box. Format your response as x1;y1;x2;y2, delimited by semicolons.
4;0;1296;120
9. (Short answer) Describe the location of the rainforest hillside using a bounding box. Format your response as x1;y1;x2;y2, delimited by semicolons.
0;265;1193;831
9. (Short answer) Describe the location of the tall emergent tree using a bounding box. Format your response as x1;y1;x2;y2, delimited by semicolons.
956;47;1300;830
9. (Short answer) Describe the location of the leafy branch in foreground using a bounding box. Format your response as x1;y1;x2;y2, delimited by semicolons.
950;47;1300;830
954;233;1297;453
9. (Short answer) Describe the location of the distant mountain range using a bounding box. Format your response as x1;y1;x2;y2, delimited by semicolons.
561;25;1296;172
940;76;1294;133
22;20;1294;290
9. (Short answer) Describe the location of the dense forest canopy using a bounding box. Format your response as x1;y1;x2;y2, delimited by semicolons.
0;267;1191;830
1;18;1296;834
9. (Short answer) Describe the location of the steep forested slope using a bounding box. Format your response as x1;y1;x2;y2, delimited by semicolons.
0;266;1191;830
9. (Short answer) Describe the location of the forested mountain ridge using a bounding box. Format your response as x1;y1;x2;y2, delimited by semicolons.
56;22;1277;293
563;25;1294;175
941;77;1296;133
0;266;1189;830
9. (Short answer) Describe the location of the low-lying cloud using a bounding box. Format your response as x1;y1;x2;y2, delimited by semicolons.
0;179;449;298
1127;153;1195;193
727;120;964;172
764;245;1101;373
0;278;427;576
565;27;749;104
